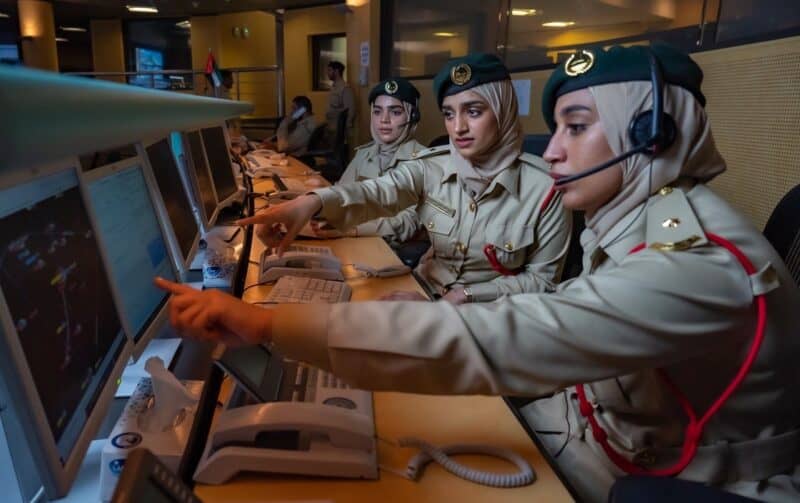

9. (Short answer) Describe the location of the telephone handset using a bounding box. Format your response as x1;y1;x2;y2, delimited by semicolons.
259;244;344;283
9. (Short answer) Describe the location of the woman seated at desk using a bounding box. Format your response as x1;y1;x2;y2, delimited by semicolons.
261;96;317;157
157;45;800;502
274;54;569;304
310;78;427;247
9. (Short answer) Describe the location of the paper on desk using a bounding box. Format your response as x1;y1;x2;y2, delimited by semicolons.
115;338;182;398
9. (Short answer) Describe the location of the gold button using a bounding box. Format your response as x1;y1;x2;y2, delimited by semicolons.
504;243;513;251
633;450;657;466
427;221;434;229
659;186;673;196
456;242;466;253
661;217;681;228
450;265;458;274
469;201;477;212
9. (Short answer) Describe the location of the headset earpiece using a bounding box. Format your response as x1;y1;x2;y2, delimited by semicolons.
628;110;677;155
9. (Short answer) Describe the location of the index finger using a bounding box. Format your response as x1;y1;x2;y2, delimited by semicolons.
154;276;195;295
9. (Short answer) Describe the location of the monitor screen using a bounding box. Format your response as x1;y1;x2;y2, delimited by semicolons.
0;169;127;461
87;162;176;343
200;126;238;202
145;138;198;262
186;131;218;223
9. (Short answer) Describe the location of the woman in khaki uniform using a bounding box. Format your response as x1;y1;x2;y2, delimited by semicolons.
311;78;426;244
286;53;569;304
156;45;800;501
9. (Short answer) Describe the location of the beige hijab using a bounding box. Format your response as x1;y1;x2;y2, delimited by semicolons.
584;81;726;246
449;80;523;197
369;100;417;173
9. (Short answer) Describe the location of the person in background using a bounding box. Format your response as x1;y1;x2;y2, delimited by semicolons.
261;96;317;157
325;61;355;140
311;78;425;245
156;44;800;502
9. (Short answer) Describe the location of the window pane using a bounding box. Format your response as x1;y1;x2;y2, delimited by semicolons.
506;0;705;70
716;0;800;44
124;18;192;90
389;0;503;77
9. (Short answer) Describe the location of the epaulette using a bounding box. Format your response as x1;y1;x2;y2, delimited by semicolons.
645;186;708;251
409;144;450;160
354;141;376;151
517;152;551;174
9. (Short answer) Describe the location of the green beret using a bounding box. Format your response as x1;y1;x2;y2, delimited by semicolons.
432;53;510;108
368;78;420;107
541;44;706;132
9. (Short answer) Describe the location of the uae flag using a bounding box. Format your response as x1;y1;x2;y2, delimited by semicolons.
205;50;222;88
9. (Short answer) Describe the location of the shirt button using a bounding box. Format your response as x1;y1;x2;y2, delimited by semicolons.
456;242;466;253
427;221;434;230
469;201;477;212
504;242;514;251
449;265;458;274
633;450;657;466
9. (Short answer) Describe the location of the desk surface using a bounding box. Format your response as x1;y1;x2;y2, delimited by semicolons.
195;156;573;502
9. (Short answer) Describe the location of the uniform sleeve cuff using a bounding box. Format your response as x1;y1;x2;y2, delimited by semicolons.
271;304;333;369
311;188;345;222
467;282;499;302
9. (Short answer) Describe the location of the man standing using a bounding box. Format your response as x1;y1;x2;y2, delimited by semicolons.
325;61;355;141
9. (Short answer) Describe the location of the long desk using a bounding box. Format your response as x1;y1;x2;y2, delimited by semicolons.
194;154;573;502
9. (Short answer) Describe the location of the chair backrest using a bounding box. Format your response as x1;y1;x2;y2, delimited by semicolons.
521;134;552;157
428;134;449;148
763;183;800;285
306;123;328;152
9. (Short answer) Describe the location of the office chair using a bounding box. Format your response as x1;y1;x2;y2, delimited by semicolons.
763;183;800;286
428;134;449;148
301;109;349;183
608;475;760;503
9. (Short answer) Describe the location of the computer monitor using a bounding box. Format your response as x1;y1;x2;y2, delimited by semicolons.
0;163;132;499
141;137;200;279
82;156;178;353
182;130;219;232
200;125;240;207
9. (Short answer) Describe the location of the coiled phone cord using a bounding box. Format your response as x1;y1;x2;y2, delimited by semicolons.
386;437;536;488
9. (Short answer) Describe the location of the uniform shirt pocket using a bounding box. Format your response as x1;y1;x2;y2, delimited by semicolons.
419;199;457;255
486;224;536;270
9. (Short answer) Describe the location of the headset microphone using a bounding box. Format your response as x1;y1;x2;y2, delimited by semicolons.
554;49;676;186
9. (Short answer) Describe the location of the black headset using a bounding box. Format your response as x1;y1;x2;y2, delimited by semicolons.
553;48;677;186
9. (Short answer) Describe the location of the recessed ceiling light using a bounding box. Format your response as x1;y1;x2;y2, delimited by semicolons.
59;26;87;32
175;20;191;29
0;12;9;19
433;32;458;38
55;37;69;43
126;5;159;14
511;9;538;16
542;21;575;28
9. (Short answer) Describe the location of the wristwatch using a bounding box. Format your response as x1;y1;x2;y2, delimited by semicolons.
463;286;473;303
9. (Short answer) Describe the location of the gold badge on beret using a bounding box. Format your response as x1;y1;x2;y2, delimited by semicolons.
385;80;398;94
450;63;472;86
565;50;595;77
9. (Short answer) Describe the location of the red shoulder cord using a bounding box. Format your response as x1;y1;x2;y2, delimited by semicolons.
483;186;559;276
576;232;768;476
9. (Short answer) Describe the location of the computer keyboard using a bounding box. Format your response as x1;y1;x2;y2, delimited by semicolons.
264;275;351;304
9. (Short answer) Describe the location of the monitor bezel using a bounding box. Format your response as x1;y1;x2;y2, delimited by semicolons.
79;155;177;354
0;160;133;499
181;129;220;233
138;137;201;282
200;123;242;210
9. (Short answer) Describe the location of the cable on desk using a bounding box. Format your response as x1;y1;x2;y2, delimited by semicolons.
390;437;536;488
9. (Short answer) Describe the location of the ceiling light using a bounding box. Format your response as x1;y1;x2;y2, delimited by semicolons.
126;5;159;14
55;37;69;43
511;8;538;16
0;12;9;19
433;32;458;38
542;21;575;28
175;20;191;29
59;26;87;32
